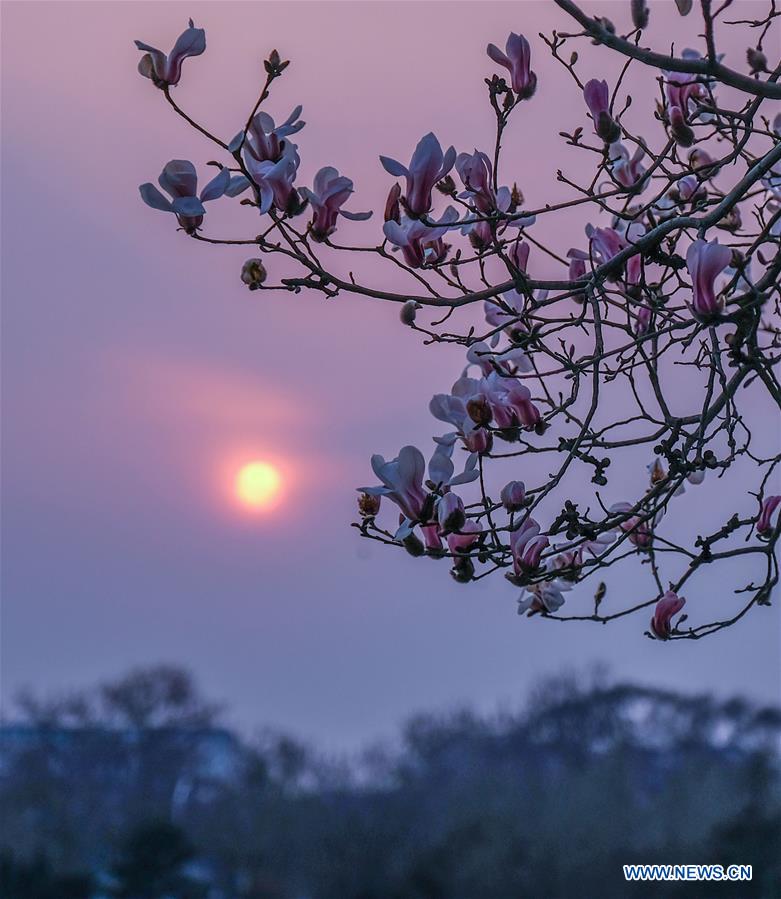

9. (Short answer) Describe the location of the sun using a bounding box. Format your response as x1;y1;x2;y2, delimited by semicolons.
234;461;283;510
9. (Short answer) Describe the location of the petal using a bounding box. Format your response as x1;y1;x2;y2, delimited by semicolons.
379;155;409;178
171;196;206;216
165;21;206;85
139;183;173;212
486;43;510;67
159;159;197;198
200;167;231;202
340;209;372;221
225;175;251;197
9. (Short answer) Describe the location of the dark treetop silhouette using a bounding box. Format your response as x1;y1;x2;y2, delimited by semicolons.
135;1;781;641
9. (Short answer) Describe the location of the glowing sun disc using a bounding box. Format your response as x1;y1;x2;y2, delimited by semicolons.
235;461;283;509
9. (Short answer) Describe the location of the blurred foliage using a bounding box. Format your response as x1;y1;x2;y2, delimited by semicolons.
0;666;779;898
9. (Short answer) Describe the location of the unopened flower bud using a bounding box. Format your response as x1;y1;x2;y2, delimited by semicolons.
400;300;421;326
384;183;402;223
402;532;426;557
500;480;526;512
358;492;381;517
688;148;715;173
241;258;267;288
631;0;649;29
437;492;466;535
450;557;475;583
746;47;768;74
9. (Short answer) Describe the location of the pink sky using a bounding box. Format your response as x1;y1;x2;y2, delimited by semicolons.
2;1;778;748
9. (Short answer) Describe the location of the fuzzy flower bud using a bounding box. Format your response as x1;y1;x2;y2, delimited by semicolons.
240;258;267;288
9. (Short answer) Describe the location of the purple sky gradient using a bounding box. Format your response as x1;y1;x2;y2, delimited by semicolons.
2;1;779;749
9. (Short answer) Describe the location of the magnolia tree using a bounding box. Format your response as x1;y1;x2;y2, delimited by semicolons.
135;1;780;641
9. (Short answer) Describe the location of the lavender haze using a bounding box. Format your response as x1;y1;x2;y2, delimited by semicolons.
2;1;779;748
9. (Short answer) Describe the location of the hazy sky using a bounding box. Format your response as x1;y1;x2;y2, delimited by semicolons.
2;1;779;749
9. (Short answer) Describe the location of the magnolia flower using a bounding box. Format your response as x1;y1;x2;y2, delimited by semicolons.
665;68;707;118
510;517;549;574
361;446;429;521
609;141;647;190
610;501;659;549
428;435;479;490
587;225;625;265
383;207;458;268
757;495;781;536
139;160;230;232
686;238;732;318
484;288;528;344
500;480;526;512
135;19;205;86
551;532;615;575
582;223;645;286
517;580;569;614
447;521;482;554
583;79;619;142
299;167;372;242
486;33;537;99
650;591;686;639
230;107;305;163
456;150;497;214
664;64;709;145
380;133;456;217
245;142;303;215
437;492;466;535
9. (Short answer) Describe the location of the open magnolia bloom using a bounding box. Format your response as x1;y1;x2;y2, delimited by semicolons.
135;8;781;643
139;161;230;232
135;19;205;87
380;133;456;218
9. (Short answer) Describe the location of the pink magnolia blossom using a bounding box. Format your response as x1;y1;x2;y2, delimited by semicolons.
610;502;658;550
232;107;305;164
244;145;302;215
139;160;230;233
380;133;456;217
362;446;429;521
757;495;781;536
454;158;536;251
447;521;482;554
300;167;372;242
500;480;526;512
583;79;619;142
420;524;444;553
517;580;569;614
383;207;457;268
486;33;537;99
685;238;732;318
510;517;549;574
650;591;686;639
135;19;205;86
665;69;707;119
437;492;466;535
455;150;498;214
609;141;647;190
